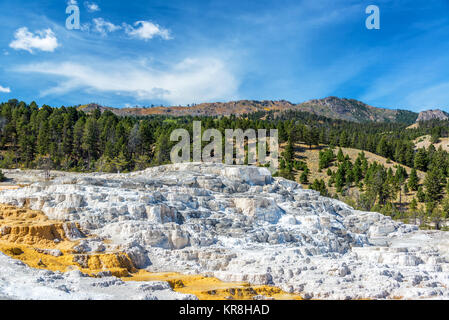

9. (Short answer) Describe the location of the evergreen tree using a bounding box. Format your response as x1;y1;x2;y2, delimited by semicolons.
409;198;418;225
37;121;50;155
112;151;129;173
414;148;428;171
335;165;345;193
299;170;309;185
82;118;99;170
310;179;329;197
430;207;444;230
408;168;419;191
336;148;345;163
424;167;445;202
417;186;426;202
153;133;171;165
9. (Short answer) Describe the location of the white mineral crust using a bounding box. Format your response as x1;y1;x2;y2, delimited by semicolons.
0;252;196;300
1;163;449;300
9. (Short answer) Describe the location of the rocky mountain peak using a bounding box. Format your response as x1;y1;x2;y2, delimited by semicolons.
416;109;449;122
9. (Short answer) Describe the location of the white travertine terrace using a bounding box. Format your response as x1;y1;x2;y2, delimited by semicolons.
1;163;449;300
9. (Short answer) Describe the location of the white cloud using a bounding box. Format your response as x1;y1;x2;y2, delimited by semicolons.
15;57;238;105
0;86;11;93
93;18;121;35
67;0;78;5
9;27;59;53
16;58;238;105
124;21;172;40
85;2;100;12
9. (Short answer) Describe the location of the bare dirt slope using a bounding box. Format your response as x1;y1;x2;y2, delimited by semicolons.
414;135;449;152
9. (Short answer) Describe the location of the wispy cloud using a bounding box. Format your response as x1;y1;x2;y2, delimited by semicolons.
9;27;59;53
124;21;172;40
0;85;11;93
15;57;238;105
85;1;100;12
82;19;171;40
92;18;121;35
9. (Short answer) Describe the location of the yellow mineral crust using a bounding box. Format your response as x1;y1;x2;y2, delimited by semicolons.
0;186;21;191
0;204;70;246
0;203;302;300
124;271;302;300
0;204;135;277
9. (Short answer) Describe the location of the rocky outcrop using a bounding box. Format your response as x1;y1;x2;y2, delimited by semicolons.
300;97;418;123
417;109;449;122
1;163;449;299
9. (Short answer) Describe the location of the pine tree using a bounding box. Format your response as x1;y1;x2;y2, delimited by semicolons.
37;121;50;155
62;114;73;157
414;148;428;171
417;186;426;202
430;207;444;230
409;198;418;225
299;170;309;185
335;166;345;193
82;118;99;170
337;148;344;163
112;151;129;173
153;133;171;165
408;168;419;191
403;183;409;195
283;136;294;167
134;155;150;171
128;123;141;156
310;179;329;197
441;196;449;220
424;167;444;202
376;137;389;158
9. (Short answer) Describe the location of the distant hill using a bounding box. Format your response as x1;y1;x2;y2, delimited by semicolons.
78;100;295;117
298;97;417;124
416;109;449;122
78;97;419;124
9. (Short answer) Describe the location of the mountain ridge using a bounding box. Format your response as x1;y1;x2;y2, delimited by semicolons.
79;97;419;124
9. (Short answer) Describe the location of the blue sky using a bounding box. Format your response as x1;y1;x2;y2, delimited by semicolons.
0;0;449;112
